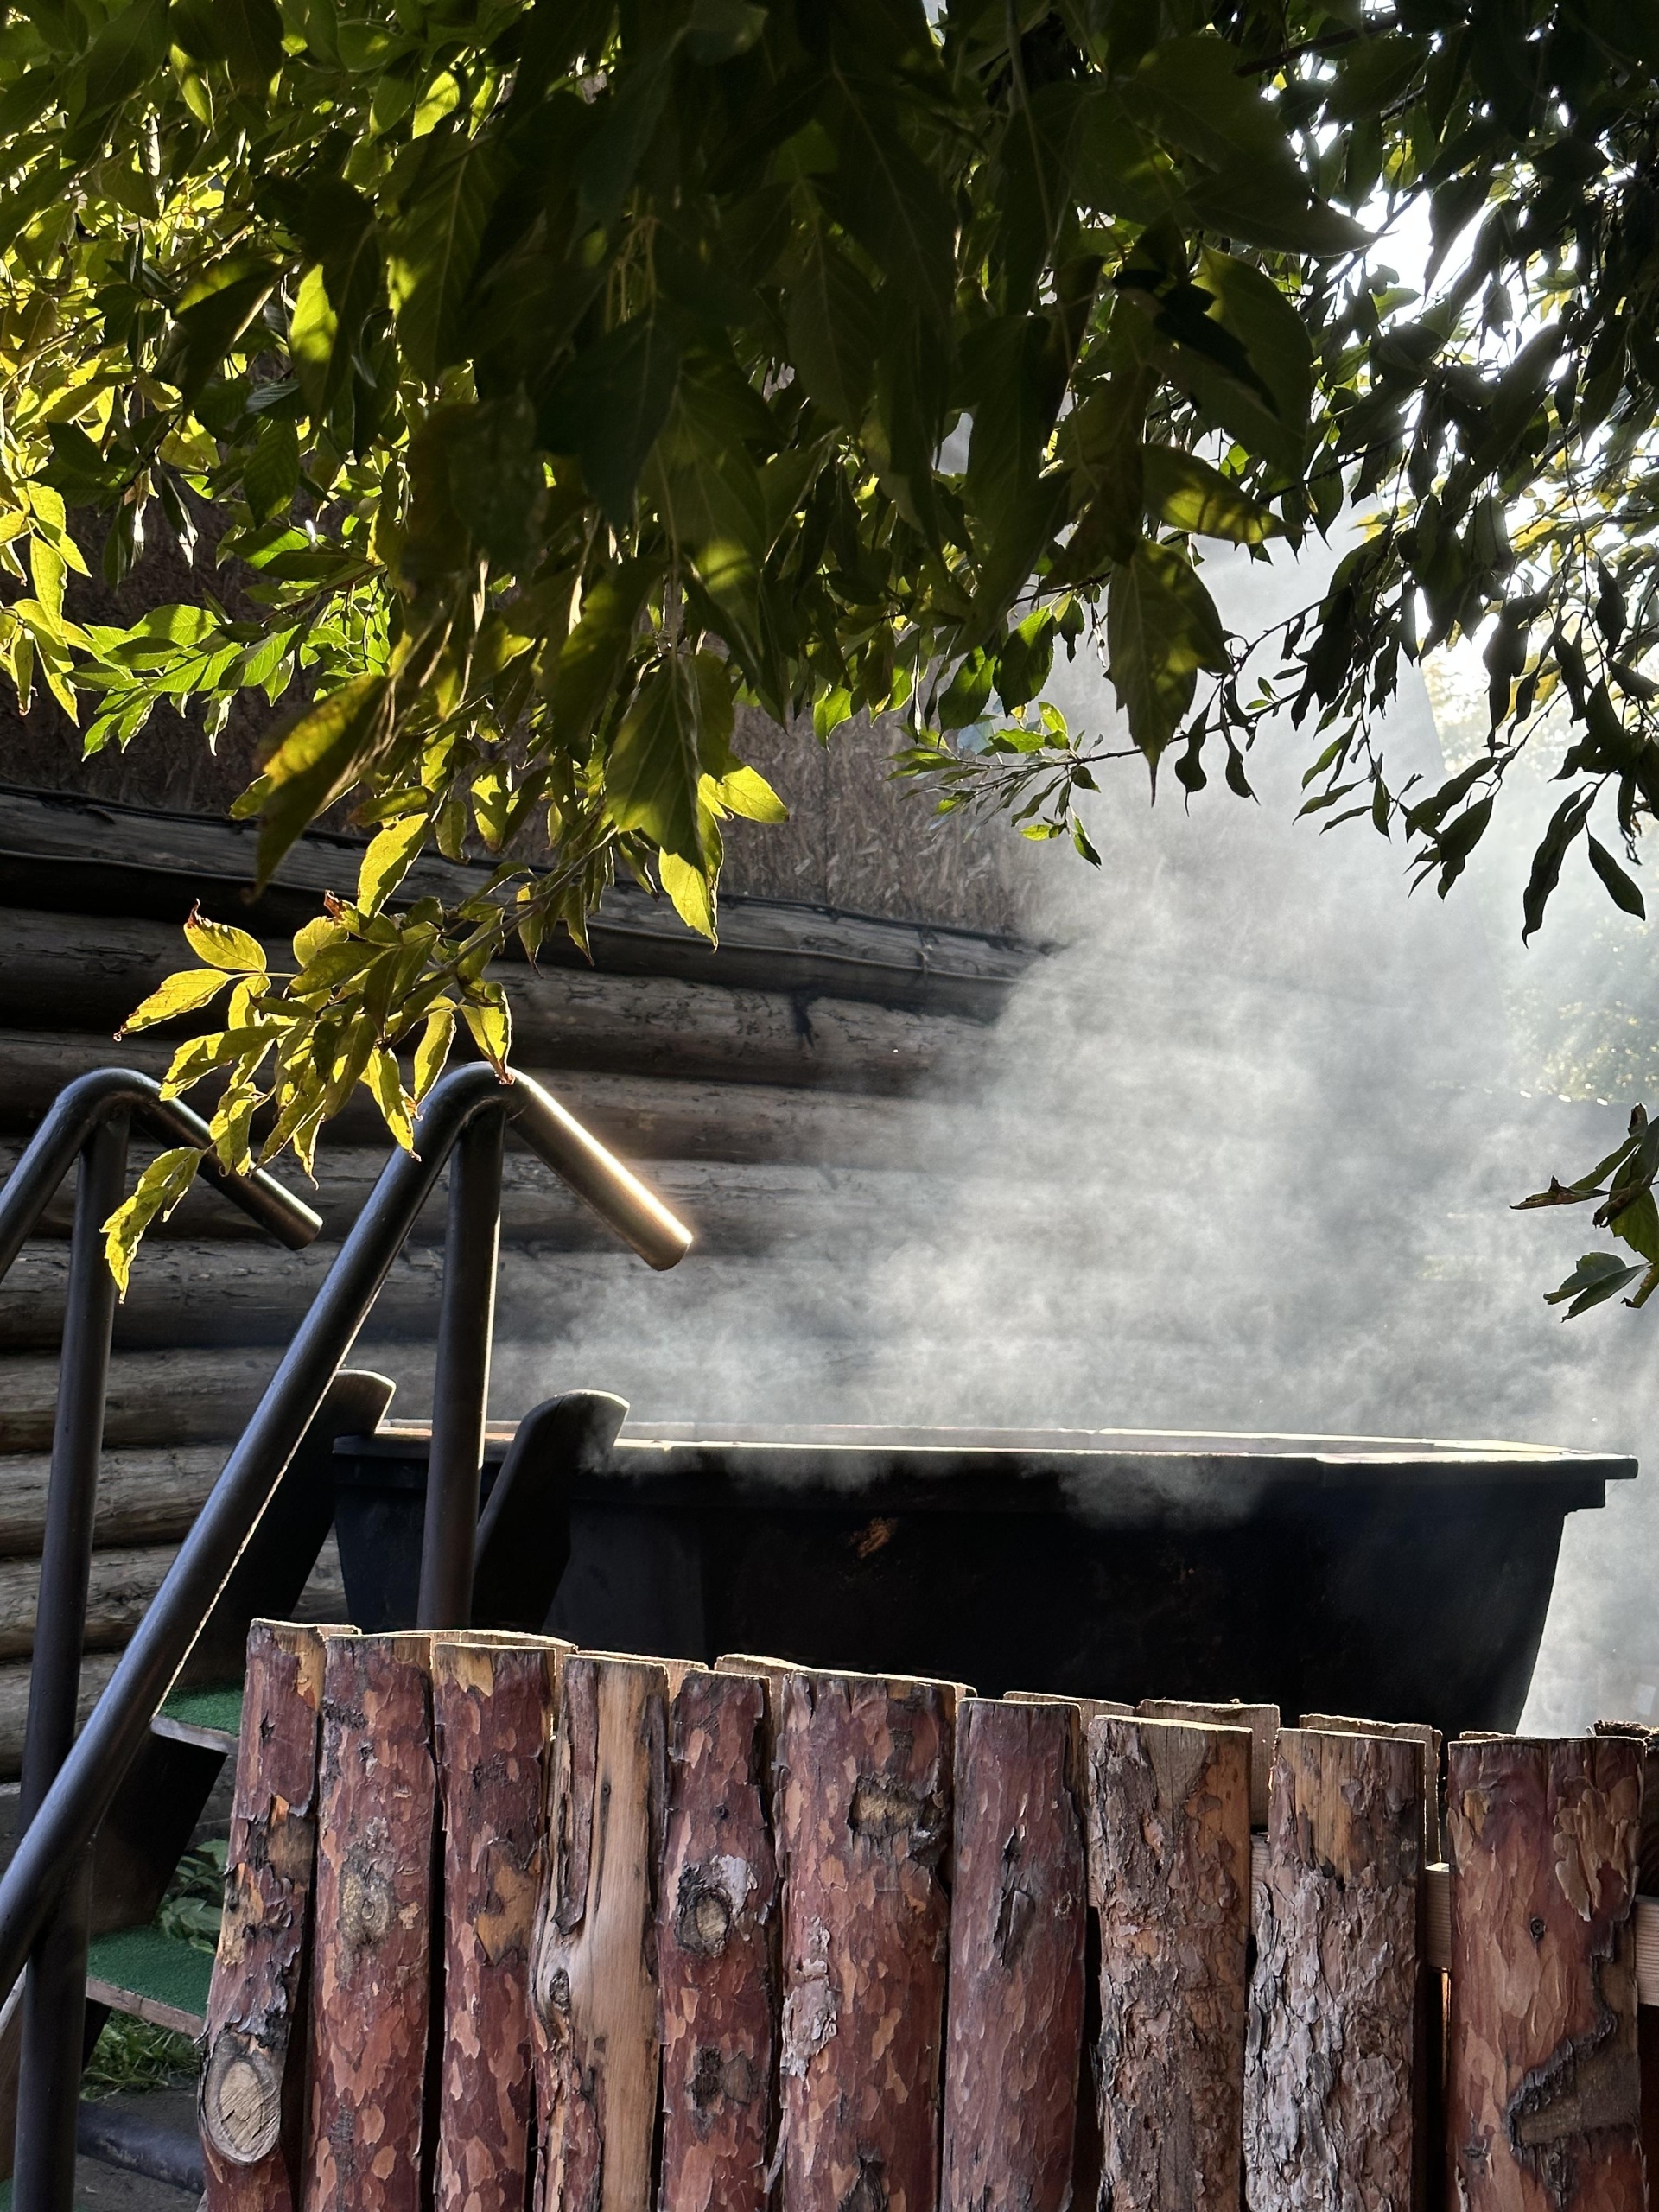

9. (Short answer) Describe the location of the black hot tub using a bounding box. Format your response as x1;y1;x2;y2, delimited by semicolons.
330;1403;1634;1741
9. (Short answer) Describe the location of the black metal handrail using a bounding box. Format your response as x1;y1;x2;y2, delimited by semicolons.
0;1068;323;2212
0;1059;690;2154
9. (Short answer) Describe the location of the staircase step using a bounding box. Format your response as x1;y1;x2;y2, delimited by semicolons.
84;1928;212;2037
150;1681;242;1754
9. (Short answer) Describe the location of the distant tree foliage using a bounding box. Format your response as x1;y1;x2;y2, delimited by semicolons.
2;0;1657;1294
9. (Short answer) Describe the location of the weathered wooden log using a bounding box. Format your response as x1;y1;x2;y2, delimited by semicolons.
1138;1698;1279;1827
304;1633;436;2212
0;1445;223;1554
1446;1733;1646;2212
0;910;985;1095
0;1347;278;1450
941;1696;1084;2212
1087;1713;1252;2212
531;1654;668;2212
1300;1710;1444;1860
0;1543;178;1659
1005;1689;1135;1723
0;1652;117;1777
658;1666;779;2212
202;1622;343;2212
775;1669;953;2212
430;1637;567;2212
1594;1719;1659;1891
1244;1726;1424;2212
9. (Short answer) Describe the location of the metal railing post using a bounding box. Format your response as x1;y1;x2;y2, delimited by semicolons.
416;1105;506;1630
13;1113;130;2212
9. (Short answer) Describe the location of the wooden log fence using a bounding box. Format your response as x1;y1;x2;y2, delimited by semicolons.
196;1630;1659;2212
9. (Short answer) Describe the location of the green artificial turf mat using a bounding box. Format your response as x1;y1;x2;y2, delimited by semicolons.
85;1928;213;2021
156;1681;243;1738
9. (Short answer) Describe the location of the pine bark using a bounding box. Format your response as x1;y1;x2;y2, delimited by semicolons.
430;1637;567;2212
941;1697;1085;2212
658;1667;779;2212
1446;1734;1646;2212
1243;1726;1424;2212
776;1670;954;2212
1086;1713;1252;2212
1137;1700;1280;1828
303;1633;436;2212
531;1655;669;2212
201;1622;343;2212
1300;1712;1444;1861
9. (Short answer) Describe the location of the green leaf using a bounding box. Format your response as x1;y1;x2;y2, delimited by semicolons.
161;259;283;401
1107;540;1228;767
1163;252;1313;475
357;812;429;916
787;232;880;429
244;417;300;524
1587;835;1646;920
116;967;236;1035
826;96;957;332
385;135;504;381
101;1147;202;1297
538;315;683;529
183;908;267;972
707;763;787;821
413;1001;456;1098
577;39;681;233
1142;447;1281;543
255;674;392;888
1122;36;1293;172
1183;163;1371;258
548;558;654;741
1071;90;1186;226
605;652;712;865
1522;788;1593;941
461;986;512;1075
367;1046;416;1149
1544;1251;1647;1318
77;0;168;132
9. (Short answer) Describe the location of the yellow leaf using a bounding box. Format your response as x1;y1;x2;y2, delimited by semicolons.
292;915;342;968
461;989;511;1076
357;810;428;916
414;1001;456;1099
184;906;269;972
117;967;234;1036
704;764;787;823
366;1046;416;1148
659;849;716;941
160;1031;233;1098
100;1147;202;1296
29;536;64;626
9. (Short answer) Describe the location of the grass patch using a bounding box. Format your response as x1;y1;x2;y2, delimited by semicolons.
83;1839;227;2101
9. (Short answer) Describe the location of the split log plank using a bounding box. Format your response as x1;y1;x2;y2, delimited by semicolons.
1446;1733;1646;2212
658;1667;779;2212
1594;1719;1659;1891
775;1669;953;2212
1244;1726;1424;2212
1301;1710;1444;1860
304;1633;435;2212
1087;1713;1251;2212
1138;1698;1279;1827
942;1696;1084;2212
202;1622;343;2212
531;1655;668;2212
431;1637;567;2212
1005;1689;1134;1723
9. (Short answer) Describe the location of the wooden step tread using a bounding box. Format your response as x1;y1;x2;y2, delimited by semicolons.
85;1927;211;2037
151;1681;242;1752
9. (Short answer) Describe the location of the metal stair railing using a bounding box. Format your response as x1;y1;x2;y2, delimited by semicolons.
0;1059;691;2212
0;1068;323;2212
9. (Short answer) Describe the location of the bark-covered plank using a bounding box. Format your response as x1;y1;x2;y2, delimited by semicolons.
1087;1714;1251;2212
941;1697;1085;2212
1446;1734;1646;2212
303;1633;435;2212
1244;1726;1424;2212
658;1667;779;2212
431;1637;567;2212
531;1655;668;2212
1300;1712;1444;1861
201;1622;345;2212
776;1670;953;2212
1138;1700;1279;1828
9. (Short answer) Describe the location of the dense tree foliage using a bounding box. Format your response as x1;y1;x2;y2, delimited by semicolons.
2;0;1657;1294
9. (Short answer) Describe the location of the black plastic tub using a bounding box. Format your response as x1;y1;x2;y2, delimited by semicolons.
331;1413;1634;1740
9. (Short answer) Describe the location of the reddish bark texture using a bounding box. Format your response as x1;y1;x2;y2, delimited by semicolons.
940;1697;1085;2212
775;1671;953;2212
658;1668;779;2212
531;1655;668;2212
1087;1714;1251;2212
303;1633;436;2212
202;1621;342;2212
1446;1734;1646;2212
1244;1726;1424;2212
431;1638;564;2212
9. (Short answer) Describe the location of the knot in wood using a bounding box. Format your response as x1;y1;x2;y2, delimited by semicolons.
849;1774;944;1861
837;2150;890;2212
675;1867;734;1957
689;2045;757;2113
336;1847;393;1950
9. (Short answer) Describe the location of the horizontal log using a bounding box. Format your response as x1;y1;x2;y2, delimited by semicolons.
0;1445;225;1555
0;1033;937;1164
0;1652;118;1777
0;1538;347;1658
0;785;1038;1015
0;911;990;1094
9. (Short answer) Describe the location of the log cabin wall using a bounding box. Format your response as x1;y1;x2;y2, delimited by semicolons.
0;717;1043;1779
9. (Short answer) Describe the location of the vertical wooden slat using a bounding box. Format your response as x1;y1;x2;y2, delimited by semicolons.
430;1637;568;2212
531;1654;668;2212
1003;1690;1135;1723
202;1621;347;2212
1138;1700;1279;1828
776;1669;954;2212
303;1632;435;2212
1446;1734;1646;2212
1300;1712;1444;1860
941;1697;1085;2212
658;1667;779;2212
1087;1714;1251;2212
1244;1726;1425;2212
